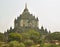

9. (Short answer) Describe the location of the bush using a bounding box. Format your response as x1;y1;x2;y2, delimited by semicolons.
8;41;20;47
20;43;25;47
8;33;22;42
24;40;33;46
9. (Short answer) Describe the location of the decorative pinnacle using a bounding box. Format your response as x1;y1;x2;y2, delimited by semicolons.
25;3;27;9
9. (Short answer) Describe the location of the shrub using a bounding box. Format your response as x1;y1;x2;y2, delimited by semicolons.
8;41;20;47
20;43;25;47
24;40;33;46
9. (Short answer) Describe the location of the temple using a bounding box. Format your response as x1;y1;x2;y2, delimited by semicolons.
14;4;39;32
4;4;49;37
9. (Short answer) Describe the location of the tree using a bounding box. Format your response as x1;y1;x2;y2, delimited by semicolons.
24;39;33;46
45;32;60;41
0;32;4;42
8;32;22;42
21;33;30;41
22;29;40;44
8;41;20;47
20;43;25;47
27;29;40;43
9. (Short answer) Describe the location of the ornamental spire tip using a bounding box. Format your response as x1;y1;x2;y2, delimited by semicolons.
25;3;27;9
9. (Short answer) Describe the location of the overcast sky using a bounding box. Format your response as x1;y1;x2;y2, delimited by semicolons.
0;0;60;33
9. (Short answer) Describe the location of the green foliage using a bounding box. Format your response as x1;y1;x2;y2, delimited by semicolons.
0;33;4;42
8;33;22;42
2;29;60;47
45;32;60;41
22;33;30;40
21;29;40;43
24;39;33;46
27;29;40;43
8;41;20;47
20;43;25;47
7;29;41;46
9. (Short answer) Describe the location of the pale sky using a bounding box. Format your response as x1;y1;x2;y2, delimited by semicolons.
0;0;60;33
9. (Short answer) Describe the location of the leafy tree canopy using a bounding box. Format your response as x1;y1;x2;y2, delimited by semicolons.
8;32;22;42
45;32;60;41
0;32;4;42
